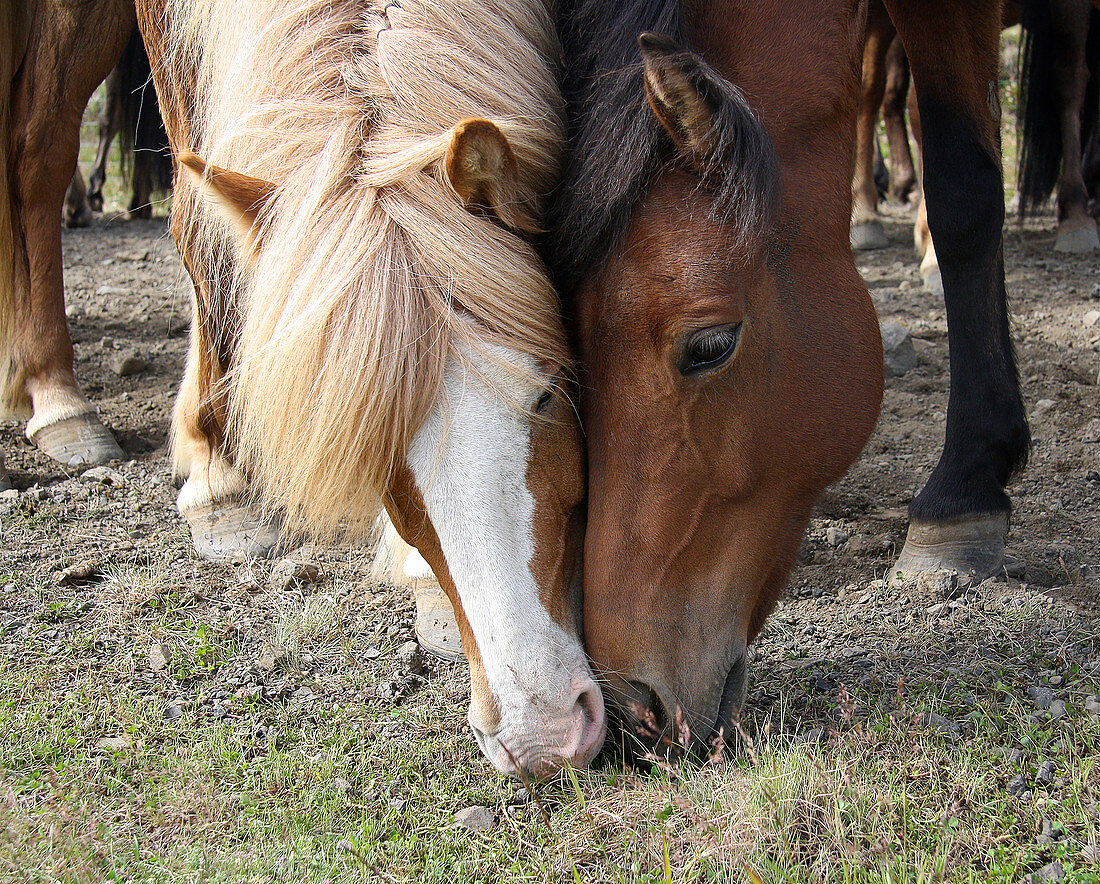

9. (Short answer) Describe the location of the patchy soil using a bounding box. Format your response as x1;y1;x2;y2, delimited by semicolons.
1;187;1099;880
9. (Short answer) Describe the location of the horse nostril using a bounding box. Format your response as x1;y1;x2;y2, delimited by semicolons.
620;680;670;743
566;682;607;766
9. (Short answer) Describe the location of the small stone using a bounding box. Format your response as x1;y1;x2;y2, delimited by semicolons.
881;321;919;377
1083;419;1100;444
1028;685;1054;711
332;777;351;794
397;640;425;674
255;643;282;672
825;526;849;547
95;285;127;297
163;704;183;721
454;805;496;832
268;557;321;591
845;533;893;557
1035;759;1056;786
1007;774;1029;796
914;569;962;600
55;559;102;586
1030;398;1056;419
95;736;132;751
1084;309;1100;327
111;350;147;377
81;466;125;486
1047;700;1066;721
1021;862;1065;884
148;643;171;672
1084;695;1100;715
364;646;381;660
920;710;961;739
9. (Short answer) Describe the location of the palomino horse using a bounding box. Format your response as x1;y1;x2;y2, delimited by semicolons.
1;2;130;491
135;0;604;777
550;0;1027;755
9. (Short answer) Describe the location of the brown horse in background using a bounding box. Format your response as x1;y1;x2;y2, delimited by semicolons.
2;1;131;491
550;0;1027;756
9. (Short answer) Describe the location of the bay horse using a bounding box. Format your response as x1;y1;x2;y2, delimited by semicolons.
2;2;130;490
549;0;1027;756
135;0;604;777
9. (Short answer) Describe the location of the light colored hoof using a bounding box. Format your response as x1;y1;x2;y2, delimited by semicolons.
851;221;889;251
29;413;124;467
0;453;10;492
1054;220;1100;253
889;512;1009;584
413;579;463;662
184;500;282;561
921;266;944;296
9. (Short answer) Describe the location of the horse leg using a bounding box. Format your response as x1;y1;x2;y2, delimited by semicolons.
851;0;894;250
1051;0;1099;251
86;66;120;213
127;154;153;220
905;83;944;295
882;35;917;203
6;4;129;468
63;166;93;229
885;0;1029;579
370;513;462;661
169;200;281;559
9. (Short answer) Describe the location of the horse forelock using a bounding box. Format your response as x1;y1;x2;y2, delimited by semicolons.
164;0;568;535
546;0;779;297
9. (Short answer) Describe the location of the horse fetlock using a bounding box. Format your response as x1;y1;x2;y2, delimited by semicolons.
890;511;1009;583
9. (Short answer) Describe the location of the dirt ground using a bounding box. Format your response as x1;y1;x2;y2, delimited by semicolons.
1;188;1099;879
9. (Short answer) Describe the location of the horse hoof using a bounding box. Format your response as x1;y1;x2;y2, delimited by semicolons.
413;579;463;662
184;500;282;560
921;266;943;296
1054;220;1100;254
850;221;889;251
29;413;124;467
889;512;1009;584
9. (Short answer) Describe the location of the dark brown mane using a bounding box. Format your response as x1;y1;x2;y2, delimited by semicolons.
545;0;781;294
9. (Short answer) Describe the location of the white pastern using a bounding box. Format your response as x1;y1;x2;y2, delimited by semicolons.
406;345;597;770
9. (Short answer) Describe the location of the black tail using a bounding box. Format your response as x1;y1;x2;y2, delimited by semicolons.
115;26;173;197
1017;0;1060;216
1083;6;1100;196
1017;1;1100;215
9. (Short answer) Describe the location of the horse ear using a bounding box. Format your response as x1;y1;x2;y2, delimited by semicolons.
639;32;723;165
178;150;276;260
444;119;540;234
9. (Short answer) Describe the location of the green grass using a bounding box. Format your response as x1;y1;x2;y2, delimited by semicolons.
3;638;1099;883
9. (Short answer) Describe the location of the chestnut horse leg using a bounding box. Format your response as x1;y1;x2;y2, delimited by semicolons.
905;82;945;294
851;0;894;250
885;0;1029;579
882;35;917;203
86;66;121;214
4;1;129;468
1052;0;1100;251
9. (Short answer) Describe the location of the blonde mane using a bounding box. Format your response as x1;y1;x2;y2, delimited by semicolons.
162;0;568;534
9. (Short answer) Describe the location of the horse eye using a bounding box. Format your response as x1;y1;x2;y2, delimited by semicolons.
534;390;554;414
679;323;742;377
